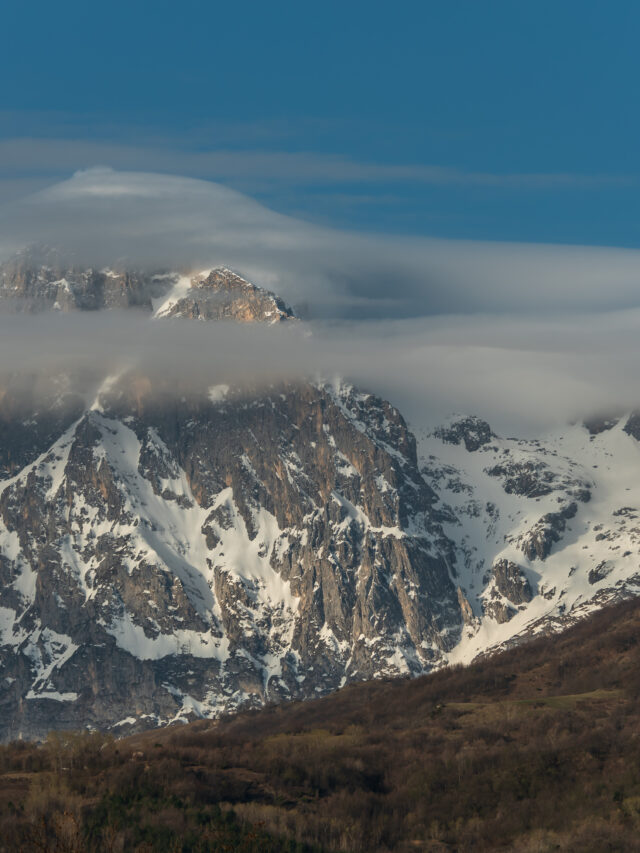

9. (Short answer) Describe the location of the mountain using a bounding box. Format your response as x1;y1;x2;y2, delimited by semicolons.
417;412;640;661
0;245;166;313
0;250;462;740
2;595;639;851
153;267;296;323
0;245;296;322
1;247;640;740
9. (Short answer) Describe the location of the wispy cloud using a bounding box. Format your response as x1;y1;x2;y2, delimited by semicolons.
0;137;631;198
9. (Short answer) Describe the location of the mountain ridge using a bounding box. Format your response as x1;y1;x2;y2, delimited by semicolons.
1;250;640;739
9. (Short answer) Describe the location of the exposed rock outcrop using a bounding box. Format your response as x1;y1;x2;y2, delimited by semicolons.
518;503;578;561
623;412;640;442
491;559;533;605
0;246;168;313
157;268;296;324
432;416;495;452
481;560;532;624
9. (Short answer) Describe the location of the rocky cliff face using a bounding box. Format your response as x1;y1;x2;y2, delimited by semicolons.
0;375;461;740
155;268;296;323
2;249;640;740
0;247;293;324
0;250;464;739
0;246;167;313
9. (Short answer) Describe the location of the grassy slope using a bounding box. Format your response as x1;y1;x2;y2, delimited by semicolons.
2;597;640;851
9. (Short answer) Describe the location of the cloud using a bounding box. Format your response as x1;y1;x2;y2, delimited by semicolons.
3;167;640;323
2;167;640;436
0;308;640;437
0;137;630;194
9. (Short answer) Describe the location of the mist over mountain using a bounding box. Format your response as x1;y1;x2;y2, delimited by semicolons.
3;170;640;437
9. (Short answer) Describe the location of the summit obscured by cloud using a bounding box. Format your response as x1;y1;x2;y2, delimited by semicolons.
3;168;640;435
4;167;640;323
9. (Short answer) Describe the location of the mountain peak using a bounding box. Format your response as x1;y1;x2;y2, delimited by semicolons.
154;267;297;324
0;248;296;323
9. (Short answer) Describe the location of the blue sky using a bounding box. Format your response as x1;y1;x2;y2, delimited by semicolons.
2;0;640;245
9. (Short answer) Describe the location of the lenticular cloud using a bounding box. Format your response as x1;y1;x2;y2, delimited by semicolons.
4;167;640;323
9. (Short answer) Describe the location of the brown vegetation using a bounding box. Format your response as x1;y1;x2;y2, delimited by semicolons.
2;598;640;851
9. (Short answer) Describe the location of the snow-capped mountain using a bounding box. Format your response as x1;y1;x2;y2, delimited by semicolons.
1;247;640;740
0;245;295;323
0;373;463;740
418;414;640;662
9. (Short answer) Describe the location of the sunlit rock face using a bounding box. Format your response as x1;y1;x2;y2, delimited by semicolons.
156;268;296;324
0;248;295;324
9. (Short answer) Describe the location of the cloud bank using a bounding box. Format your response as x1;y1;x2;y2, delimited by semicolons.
2;167;640;435
0;309;638;437
3;167;640;323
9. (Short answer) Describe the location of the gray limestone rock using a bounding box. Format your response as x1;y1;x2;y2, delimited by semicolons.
0;246;168;313
482;560;532;624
